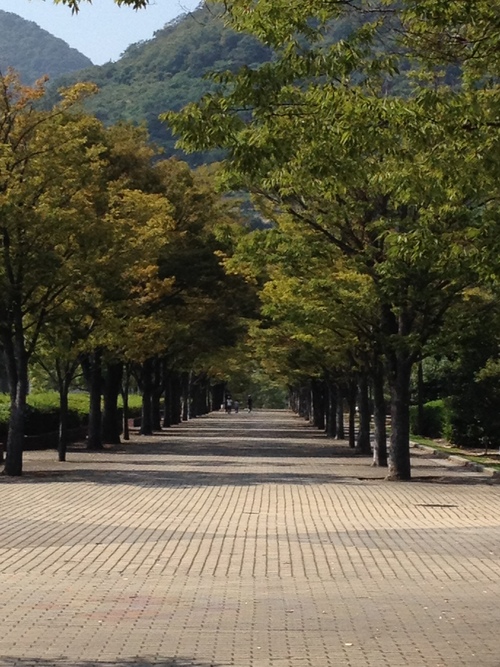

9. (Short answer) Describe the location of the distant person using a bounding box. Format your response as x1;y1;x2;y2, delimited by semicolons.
225;396;233;413
247;395;253;412
233;399;240;413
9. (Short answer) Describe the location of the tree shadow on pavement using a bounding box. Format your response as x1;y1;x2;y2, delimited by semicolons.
80;440;359;459
7;462;496;487
5;467;363;487
0;658;219;667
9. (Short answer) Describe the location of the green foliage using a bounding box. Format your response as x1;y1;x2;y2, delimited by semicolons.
410;399;450;439
166;1;500;481
54;0;149;11
447;360;500;448
0;10;92;84
419;294;500;448
47;5;272;163
402;0;500;80
121;394;142;412
215;345;288;408
0;391;143;438
28;392;89;417
0;392;88;437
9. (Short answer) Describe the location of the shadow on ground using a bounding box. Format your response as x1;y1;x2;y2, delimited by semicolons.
4;415;497;487
0;659;215;667
2;467;363;487
3;461;496;488
78;437;360;459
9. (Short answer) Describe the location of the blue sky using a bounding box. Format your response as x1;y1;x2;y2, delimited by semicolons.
1;0;201;65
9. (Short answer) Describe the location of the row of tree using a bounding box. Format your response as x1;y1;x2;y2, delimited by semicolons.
13;0;500;482
0;69;254;476
166;0;500;480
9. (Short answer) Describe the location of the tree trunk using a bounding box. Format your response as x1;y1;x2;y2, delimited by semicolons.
356;374;371;455
299;384;312;421
122;365;130;441
87;349;103;450
336;385;345;440
102;361;123;444
4;352;28;476
140;358;154;435
347;380;357;448
386;358;413;480
162;368;172;428
190;375;200;418
182;371;191;421
171;373;182;425
58;383;69;462
372;363;388;467
2;332;28;476
192;375;209;417
312;379;325;430
151;358;162;431
5;394;26;476
152;393;162;430
203;379;211;414
325;379;337;438
57;358;80;462
211;383;225;413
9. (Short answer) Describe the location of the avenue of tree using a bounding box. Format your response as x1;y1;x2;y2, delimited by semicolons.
0;69;257;476
167;0;500;479
5;0;499;481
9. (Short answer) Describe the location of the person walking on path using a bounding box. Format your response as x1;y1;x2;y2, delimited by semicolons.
247;395;253;412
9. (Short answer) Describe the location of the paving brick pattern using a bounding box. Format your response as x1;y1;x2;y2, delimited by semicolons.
0;410;499;667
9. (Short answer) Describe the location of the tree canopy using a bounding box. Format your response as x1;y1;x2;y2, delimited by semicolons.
167;0;500;479
4;0;500;481
54;0;150;12
0;67;256;475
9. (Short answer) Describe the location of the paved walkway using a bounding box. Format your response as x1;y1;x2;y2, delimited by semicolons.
1;410;500;667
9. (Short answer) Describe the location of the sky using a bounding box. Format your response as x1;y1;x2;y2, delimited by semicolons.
0;0;202;65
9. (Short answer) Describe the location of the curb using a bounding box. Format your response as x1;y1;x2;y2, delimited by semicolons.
411;441;500;478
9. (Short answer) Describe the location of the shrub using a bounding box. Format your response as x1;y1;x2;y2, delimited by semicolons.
121;393;142;415
410;399;451;439
0;392;89;437
0;391;143;440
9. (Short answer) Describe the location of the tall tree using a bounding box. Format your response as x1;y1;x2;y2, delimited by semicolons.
0;73;106;475
168;1;500;479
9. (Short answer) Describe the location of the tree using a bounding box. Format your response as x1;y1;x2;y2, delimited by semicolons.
0;72;109;475
146;160;257;425
81;179;176;446
32;303;92;461
54;0;149;12
229;217;387;461
22;118;176;455
168;1;500;479
401;1;500;79
85;156;255;437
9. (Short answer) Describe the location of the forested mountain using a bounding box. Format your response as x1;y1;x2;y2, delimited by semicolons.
0;10;93;84
50;5;272;164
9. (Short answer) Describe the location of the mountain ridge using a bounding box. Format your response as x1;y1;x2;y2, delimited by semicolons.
0;10;93;84
47;6;272;164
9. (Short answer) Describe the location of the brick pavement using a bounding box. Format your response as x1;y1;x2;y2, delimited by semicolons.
0;410;499;667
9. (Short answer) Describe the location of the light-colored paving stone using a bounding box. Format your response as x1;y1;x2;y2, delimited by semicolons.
0;410;499;666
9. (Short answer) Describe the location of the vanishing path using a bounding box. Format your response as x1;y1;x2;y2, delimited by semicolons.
1;410;500;667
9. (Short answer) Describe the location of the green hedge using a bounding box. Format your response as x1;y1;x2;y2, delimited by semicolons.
0;392;143;438
410;399;451;439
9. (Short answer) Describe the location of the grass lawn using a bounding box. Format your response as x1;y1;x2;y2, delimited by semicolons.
410;435;500;472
